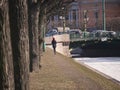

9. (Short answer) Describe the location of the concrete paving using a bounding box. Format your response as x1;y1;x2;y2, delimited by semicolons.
73;57;120;83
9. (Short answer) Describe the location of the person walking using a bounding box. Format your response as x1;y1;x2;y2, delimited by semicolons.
51;37;57;54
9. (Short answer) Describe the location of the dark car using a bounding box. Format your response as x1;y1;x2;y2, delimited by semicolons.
67;29;82;38
45;29;58;37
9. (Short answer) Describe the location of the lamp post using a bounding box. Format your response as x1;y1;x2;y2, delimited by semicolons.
102;0;106;30
59;7;66;33
83;10;88;38
59;15;65;33
62;7;66;33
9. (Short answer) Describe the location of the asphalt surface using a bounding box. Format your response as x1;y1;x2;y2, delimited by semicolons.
73;57;120;84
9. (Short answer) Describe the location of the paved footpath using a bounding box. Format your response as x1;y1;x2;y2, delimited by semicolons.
30;48;120;90
74;57;120;83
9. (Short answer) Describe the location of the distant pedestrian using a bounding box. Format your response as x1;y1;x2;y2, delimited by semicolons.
51;37;57;54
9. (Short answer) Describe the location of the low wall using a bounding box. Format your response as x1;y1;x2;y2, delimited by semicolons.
45;34;70;57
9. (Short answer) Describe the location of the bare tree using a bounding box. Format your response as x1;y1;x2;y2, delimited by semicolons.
9;0;29;90
0;0;15;89
28;0;65;72
28;0;41;72
107;18;120;31
0;0;75;90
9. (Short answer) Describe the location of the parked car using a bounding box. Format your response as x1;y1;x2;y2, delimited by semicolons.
81;31;90;38
67;29;82;38
90;30;116;38
67;29;82;34
45;29;58;37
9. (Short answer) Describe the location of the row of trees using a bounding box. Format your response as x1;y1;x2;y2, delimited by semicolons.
0;0;73;90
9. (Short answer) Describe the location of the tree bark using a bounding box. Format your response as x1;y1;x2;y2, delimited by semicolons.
9;0;29;90
0;0;15;90
28;1;40;72
38;11;46;52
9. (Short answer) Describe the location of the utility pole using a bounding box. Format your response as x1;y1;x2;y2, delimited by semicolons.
102;0;106;30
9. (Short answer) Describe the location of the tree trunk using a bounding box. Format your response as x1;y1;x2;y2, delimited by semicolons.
28;1;40;72
39;13;46;52
9;0;29;90
0;0;15;90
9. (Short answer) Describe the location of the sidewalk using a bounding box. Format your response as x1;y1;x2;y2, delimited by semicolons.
30;48;120;90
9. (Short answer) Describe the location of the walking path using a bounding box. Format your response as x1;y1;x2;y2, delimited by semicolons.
30;48;120;90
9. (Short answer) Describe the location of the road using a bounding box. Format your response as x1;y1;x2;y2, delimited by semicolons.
72;56;120;83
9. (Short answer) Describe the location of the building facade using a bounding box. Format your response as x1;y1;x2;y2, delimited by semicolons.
48;0;120;31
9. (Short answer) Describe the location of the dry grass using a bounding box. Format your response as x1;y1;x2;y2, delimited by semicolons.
30;48;120;90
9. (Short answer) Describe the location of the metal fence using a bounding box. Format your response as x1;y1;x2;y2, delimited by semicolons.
70;31;120;42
